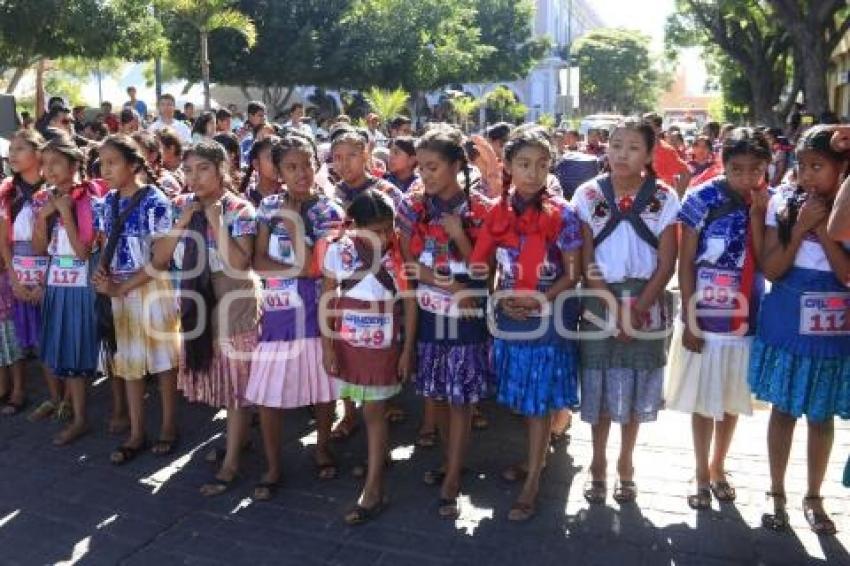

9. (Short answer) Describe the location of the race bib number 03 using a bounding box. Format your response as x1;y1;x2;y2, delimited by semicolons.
263;278;298;311
340;311;392;349
799;292;850;336
696;267;741;310
417;285;459;317
13;256;48;285
48;257;88;288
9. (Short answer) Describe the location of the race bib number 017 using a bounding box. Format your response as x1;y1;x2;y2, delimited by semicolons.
696;267;741;310
340;311;393;349
13;256;48;285
417;285;459;317
799;292;850;336
48;257;88;288
263;278;298;311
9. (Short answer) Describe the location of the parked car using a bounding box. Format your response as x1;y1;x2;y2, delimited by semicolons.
578;113;624;136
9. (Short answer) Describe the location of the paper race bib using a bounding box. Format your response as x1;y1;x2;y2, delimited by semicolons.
621;296;665;331
340;310;393;349
12;255;48;285
263;277;299;311
799;292;850;336
417;284;459;317
48;256;88;288
274;235;294;264
696;267;741;310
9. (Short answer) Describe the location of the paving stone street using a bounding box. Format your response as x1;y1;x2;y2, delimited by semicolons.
0;365;848;566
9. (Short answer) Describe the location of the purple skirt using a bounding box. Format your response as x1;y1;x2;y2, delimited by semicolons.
12;241;42;351
415;341;493;405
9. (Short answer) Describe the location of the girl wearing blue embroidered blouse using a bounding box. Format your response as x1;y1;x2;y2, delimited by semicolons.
470;126;582;521
161;141;261;497
245;134;343;501
666;128;771;510
751;126;850;536
573;118;680;506
92;134;180;466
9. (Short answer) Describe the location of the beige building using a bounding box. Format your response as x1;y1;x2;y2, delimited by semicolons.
829;33;850;118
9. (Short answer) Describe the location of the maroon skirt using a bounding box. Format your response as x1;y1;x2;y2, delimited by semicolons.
332;295;401;386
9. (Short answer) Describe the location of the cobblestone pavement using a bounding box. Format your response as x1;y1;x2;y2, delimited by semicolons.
0;365;848;566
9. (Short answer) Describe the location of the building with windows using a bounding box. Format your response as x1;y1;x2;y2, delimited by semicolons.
462;0;604;121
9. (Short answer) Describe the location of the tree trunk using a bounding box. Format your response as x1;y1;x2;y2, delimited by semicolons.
35;59;46;119
4;65;27;95
201;30;211;110
800;40;830;117
749;65;780;125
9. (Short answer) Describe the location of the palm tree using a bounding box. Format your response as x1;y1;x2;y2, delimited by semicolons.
450;96;481;133
163;0;256;110
363;87;410;124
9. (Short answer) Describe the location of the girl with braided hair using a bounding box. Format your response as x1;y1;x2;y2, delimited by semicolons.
470;125;583;521
0;129;46;417
32;133;99;445
397;123;493;519
92;134;180;465
751;125;850;536
162;141;260;496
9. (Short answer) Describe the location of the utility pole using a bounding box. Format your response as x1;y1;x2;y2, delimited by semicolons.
565;0;573;120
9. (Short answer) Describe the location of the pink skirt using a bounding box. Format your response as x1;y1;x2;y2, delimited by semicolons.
178;330;257;409
245;338;338;409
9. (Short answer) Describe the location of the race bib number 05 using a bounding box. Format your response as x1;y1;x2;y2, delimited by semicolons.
800;292;850;336
340;311;392;349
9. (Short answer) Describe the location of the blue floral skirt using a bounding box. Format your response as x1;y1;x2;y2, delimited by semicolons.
415;341;492;405
492;339;578;417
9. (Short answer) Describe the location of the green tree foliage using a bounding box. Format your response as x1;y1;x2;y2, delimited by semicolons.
363;87;410;122
0;0;165;93
765;0;850;117
485;86;527;123
573;28;662;115
666;0;798;125
470;0;551;82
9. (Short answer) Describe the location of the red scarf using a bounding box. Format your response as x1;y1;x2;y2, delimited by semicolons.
471;189;563;291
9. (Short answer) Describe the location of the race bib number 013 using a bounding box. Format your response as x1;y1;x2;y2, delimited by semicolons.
340;311;393;349
13;256;48;285
263;278;298;311
799;292;850;336
48;257;88;288
696;267;741;310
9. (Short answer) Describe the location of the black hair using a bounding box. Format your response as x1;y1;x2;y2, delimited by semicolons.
389;115;412;131
290;102;304;112
611;117;657;178
704;121;721;140
641;112;663;129
416;123;471;200
184;140;233;192
184;102;194;110
41;133;88;234
693;135;712;151
215;108;232;121
330;129;368;151
120;107;140;125
389;136;416;157
213;132;239;161
156;127;183;159
247;101;266;116
6;130;46;223
720;127;771;166
346;188;394;228
272;132;319;172
158;93;176;103
777;126;848;247
100;134;162;193
131;130;163;178
485;122;512;144
85;121;108;140
239;135;280;194
192;111;216;138
502;125;556;205
86;145;101;179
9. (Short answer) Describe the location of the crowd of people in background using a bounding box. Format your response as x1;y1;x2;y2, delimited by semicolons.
0;87;848;535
